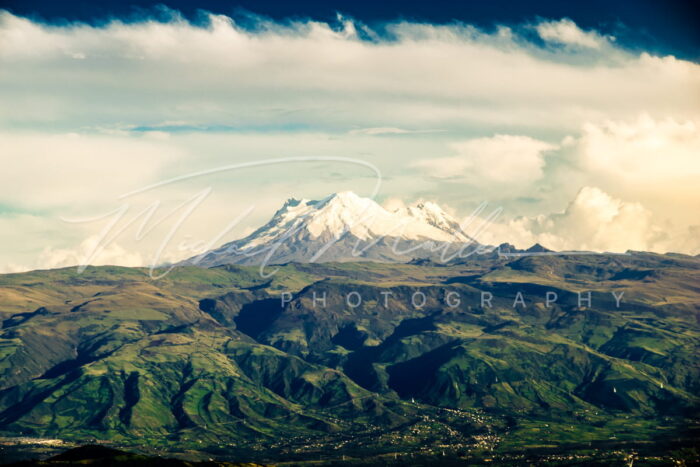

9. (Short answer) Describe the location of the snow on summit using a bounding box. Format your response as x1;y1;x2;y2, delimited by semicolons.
245;191;471;247
188;192;476;266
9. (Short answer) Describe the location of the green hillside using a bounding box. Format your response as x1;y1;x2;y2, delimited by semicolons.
0;254;698;465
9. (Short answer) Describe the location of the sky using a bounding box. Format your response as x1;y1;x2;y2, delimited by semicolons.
1;1;699;271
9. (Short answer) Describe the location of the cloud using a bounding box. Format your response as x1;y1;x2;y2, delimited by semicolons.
1;11;698;134
37;235;144;270
511;186;658;252
381;197;407;212
0;132;180;210
1;10;700;269
579;114;700;181
0;214;144;273
474;186;700;255
349;127;412;136
347;127;443;136
535;19;611;49
414;135;556;183
0;263;31;274
574;115;700;225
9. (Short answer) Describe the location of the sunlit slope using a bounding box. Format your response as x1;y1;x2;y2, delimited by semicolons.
0;253;698;456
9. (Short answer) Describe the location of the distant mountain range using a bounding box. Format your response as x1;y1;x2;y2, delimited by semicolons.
184;191;480;267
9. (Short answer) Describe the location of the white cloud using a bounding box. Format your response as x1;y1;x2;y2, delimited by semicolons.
38;235;144;270
512;186;658;252
348;127;443;136
414;135;556;183
0;214;144;273
1;11;698;133
474;186;700;255
0;263;32;274
381;197;407;212
349;127;412;136
535;19;611;49
574;115;700;226
0;132;180;210
1;11;700;268
579;114;700;181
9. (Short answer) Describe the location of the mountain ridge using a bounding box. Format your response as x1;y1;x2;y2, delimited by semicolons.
186;191;479;267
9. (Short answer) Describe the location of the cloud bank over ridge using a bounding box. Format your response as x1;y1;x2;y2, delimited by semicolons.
1;9;699;270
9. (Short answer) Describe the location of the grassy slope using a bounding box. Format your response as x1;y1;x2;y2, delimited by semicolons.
0;254;698;462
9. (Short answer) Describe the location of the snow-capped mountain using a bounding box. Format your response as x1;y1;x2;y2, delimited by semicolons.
186;191;479;266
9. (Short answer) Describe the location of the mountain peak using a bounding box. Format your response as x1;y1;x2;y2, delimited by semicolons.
326;191;364;202
316;191;375;211
411;200;444;212
189;191;478;266
526;243;552;253
283;197;304;208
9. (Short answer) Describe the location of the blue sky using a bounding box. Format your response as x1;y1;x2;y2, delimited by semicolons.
1;1;699;270
3;0;699;59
